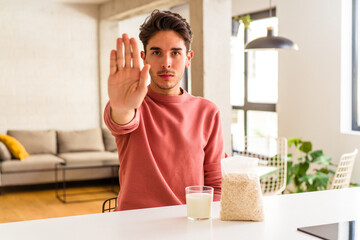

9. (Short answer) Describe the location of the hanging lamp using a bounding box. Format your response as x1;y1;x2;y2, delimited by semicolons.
244;0;299;51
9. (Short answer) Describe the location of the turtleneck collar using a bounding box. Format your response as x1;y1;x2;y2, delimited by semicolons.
146;86;190;103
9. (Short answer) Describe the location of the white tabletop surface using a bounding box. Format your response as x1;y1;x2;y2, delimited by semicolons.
1;188;359;240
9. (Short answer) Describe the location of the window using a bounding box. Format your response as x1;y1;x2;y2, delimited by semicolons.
231;9;278;154
352;0;360;131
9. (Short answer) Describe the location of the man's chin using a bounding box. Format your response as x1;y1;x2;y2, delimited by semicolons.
157;85;176;90
149;80;182;95
153;80;179;90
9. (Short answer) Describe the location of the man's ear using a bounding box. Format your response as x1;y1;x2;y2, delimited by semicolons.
141;51;146;63
185;50;194;68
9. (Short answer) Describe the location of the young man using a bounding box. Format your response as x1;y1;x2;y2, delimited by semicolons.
104;10;226;211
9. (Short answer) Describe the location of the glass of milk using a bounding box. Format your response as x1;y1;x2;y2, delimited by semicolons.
185;186;213;220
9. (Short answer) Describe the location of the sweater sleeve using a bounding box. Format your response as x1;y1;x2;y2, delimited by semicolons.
203;110;226;201
103;101;140;136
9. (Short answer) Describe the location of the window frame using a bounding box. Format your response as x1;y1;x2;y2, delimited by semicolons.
232;8;277;139
352;0;360;131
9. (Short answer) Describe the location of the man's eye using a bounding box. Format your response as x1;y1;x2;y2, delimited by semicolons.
152;51;161;55
172;52;180;56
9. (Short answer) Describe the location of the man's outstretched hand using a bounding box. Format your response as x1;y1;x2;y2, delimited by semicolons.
108;33;150;125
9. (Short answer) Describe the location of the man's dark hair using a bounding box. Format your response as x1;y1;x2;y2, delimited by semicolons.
139;9;192;53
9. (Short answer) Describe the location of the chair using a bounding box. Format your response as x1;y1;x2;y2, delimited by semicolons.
102;197;118;213
234;136;288;195
329;149;358;190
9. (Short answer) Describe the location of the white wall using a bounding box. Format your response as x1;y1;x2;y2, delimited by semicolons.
191;0;232;155
232;0;360;183
99;19;120;127
0;1;100;133
278;0;360;183
232;0;277;16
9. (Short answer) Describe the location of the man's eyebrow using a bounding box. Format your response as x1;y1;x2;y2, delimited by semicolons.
148;47;184;51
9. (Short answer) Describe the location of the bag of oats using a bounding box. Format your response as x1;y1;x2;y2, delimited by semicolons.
220;156;264;221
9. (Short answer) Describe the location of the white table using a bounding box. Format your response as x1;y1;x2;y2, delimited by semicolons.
1;188;359;240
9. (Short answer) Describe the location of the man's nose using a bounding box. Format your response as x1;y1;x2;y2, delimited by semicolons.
161;55;171;69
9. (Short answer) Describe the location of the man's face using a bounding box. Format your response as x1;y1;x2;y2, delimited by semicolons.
141;30;193;95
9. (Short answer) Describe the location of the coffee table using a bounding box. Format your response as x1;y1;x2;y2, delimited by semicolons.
55;160;119;203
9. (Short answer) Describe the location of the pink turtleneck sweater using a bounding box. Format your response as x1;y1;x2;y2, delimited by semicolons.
104;87;225;211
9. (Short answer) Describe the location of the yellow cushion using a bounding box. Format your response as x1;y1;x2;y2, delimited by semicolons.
0;134;29;160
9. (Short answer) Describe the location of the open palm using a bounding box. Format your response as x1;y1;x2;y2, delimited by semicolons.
108;34;150;117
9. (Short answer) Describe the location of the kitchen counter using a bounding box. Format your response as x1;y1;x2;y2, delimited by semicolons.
1;187;359;239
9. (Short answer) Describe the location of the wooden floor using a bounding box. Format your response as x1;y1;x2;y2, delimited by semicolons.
0;180;119;224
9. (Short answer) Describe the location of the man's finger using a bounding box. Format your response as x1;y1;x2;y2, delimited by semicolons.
139;64;150;89
123;34;132;68
110;50;117;75
130;38;140;69
116;38;123;68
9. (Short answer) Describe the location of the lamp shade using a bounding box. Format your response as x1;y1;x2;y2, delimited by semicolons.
245;27;299;51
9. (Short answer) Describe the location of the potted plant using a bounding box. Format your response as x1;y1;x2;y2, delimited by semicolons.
232;14;252;36
286;138;335;193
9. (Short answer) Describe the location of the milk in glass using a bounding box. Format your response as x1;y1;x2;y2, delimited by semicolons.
186;192;212;220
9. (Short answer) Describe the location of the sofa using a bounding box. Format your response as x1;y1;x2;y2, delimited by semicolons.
0;128;119;191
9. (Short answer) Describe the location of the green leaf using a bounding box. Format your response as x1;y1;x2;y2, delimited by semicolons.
293;163;300;174
313;172;330;189
287;176;293;186
296;162;309;177
297;187;305;193
329;162;337;167
286;161;294;186
299;141;312;153
315;168;330;174
300;174;316;185
317;171;330;179
301;172;330;191
310;150;323;160
239;14;252;29
350;182;360;187
288;138;302;148
312;155;332;166
293;175;301;186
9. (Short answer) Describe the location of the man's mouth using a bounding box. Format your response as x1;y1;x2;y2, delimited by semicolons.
159;74;174;79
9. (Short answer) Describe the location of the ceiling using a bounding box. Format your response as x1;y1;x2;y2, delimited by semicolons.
25;0;112;4
56;0;111;3
0;0;111;3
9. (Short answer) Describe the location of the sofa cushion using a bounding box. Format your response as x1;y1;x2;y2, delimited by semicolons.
0;134;29;160
57;128;105;153
57;151;118;165
102;128;117;152
1;154;64;173
0;141;12;161
7;130;57;155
